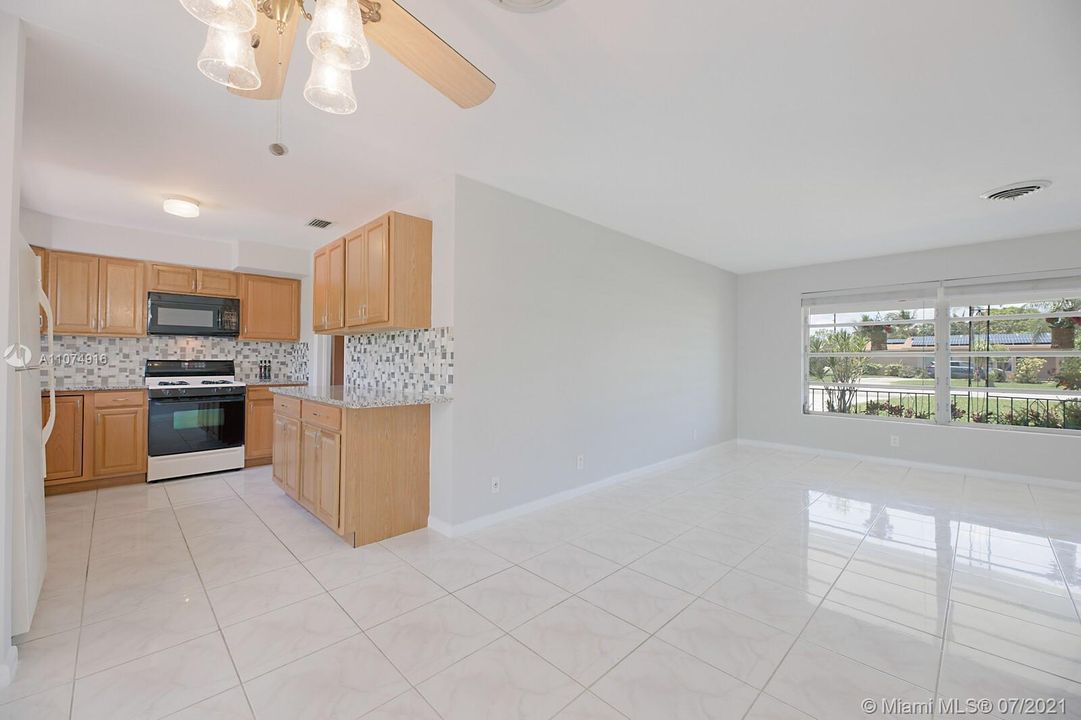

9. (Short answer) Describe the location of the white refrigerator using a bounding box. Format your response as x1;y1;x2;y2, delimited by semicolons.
8;239;54;635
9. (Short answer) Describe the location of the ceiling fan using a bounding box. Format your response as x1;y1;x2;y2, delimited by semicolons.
179;0;495;114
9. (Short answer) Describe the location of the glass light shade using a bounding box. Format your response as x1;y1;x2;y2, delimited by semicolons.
163;196;200;218
304;58;357;114
306;0;371;70
197;27;261;90
179;0;257;32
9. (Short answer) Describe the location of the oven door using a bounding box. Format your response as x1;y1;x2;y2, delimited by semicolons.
147;393;246;457
147;293;240;337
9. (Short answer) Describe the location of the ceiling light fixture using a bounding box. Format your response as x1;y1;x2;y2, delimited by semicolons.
163;196;201;218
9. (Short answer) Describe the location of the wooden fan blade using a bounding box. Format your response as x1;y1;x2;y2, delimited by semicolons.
230;10;299;100
365;1;495;109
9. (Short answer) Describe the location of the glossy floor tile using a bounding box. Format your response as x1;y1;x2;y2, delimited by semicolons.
6;448;1081;720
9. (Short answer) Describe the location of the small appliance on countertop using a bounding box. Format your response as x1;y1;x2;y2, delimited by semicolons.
145;359;246;482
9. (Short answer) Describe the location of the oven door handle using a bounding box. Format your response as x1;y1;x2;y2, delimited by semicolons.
149;394;246;404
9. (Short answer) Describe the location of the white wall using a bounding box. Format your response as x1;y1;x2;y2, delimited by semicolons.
0;11;24;686
447;177;736;526
737;229;1081;482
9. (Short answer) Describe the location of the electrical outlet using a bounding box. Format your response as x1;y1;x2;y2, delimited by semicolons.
890;435;900;448
490;477;501;494
692;428;698;441
576;455;585;470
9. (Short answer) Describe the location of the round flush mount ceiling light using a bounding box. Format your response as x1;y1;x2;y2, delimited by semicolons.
163;196;201;218
981;179;1052;201
487;0;567;12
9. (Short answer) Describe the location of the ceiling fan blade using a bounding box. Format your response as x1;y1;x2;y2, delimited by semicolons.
365;1;495;109
229;9;299;100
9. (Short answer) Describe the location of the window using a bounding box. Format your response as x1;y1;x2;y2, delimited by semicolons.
802;273;1081;434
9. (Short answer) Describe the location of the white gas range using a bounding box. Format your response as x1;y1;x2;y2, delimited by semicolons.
145;359;247;482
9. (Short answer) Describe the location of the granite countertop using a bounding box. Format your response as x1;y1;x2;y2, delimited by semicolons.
270;385;453;409
238;378;308;387
45;383;146;393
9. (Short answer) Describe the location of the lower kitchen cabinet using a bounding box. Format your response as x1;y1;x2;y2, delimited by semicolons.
42;389;149;494
42;394;83;483
271;396;429;546
246;384;305;466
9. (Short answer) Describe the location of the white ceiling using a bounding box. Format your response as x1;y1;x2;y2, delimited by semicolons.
4;0;1081;272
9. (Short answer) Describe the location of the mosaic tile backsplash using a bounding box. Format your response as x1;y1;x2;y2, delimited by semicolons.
42;335;309;388
345;327;453;395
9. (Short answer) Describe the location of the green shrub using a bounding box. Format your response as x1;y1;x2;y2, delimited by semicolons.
1015;357;1047;384
1054;357;1081;391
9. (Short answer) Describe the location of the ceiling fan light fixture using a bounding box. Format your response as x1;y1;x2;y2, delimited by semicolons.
303;57;358;114
197;26;262;90
179;0;257;32
306;0;371;70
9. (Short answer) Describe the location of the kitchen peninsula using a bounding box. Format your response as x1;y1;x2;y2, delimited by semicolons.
270;385;450;547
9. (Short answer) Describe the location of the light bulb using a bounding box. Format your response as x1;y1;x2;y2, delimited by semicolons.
179;0;257;32
303;57;357;114
197;26;261;90
306;0;371;70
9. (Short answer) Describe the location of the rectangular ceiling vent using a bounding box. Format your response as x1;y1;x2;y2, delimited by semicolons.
306;218;333;229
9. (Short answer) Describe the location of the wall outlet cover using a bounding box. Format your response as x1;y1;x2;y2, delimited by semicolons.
576;455;585;470
490;477;501;493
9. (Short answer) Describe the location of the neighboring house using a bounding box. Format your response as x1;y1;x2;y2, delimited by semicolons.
886;333;1057;377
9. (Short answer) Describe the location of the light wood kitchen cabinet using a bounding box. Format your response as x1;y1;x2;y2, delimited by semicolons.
246;385;303;466
196;268;239;297
42;394;83;483
272;413;301;499
240;274;300;341
98;257;146;336
335;212;430;334
147;263;197;294
272;396;429;546
312;238;344;332
90;391;147;478
314;430;341;529
49;251;99;334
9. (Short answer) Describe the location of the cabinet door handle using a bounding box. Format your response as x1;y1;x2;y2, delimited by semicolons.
112;397;128;402
191;279;196;290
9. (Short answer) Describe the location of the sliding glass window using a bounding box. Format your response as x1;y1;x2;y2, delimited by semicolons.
802;273;1081;434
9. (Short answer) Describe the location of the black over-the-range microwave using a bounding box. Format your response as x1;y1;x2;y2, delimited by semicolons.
147;292;240;337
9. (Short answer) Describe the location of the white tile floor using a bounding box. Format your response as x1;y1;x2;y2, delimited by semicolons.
4;444;1081;720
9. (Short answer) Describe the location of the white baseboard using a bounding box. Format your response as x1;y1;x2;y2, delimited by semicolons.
427;440;737;537
0;645;18;688
736;438;1080;490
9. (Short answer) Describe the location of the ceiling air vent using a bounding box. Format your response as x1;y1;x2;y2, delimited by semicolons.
981;180;1051;201
487;0;566;12
306;218;333;229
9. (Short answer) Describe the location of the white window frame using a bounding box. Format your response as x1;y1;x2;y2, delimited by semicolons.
802;271;1081;436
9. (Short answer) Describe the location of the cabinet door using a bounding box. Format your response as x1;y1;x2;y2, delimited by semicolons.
314;430;341;529
196;269;239;297
343;229;367;327
50;252;99;334
32;246;48;333
42;395;83;483
240;275;300;341
298;424;320;512
245;397;275;462
98;258;146;336
327;239;345;330
364;216;390;324
312;248;329;331
272;415;300;498
92;405;147;477
147;263;197;294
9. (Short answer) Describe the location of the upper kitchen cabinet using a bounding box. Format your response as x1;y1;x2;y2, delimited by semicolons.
240;274;300;341
312;238;344;332
148;263;238;297
98;257;146;336
196;268;239;297
49;251;100;334
336;211;431;334
147;263;197;294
